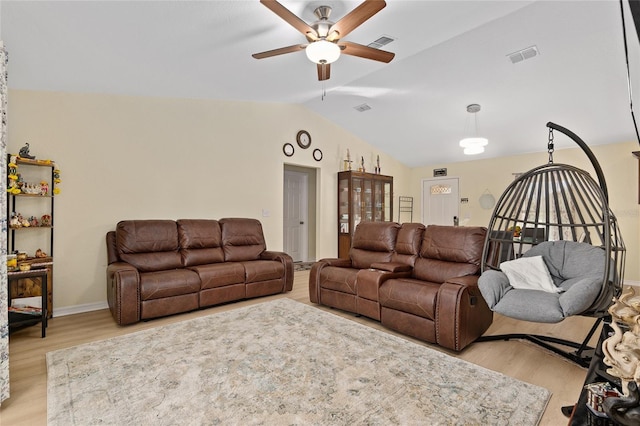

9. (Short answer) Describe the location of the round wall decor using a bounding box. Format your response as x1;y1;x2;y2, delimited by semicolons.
313;148;323;161
296;130;311;149
283;143;294;157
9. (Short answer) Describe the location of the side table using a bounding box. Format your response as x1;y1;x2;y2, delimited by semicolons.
7;268;49;338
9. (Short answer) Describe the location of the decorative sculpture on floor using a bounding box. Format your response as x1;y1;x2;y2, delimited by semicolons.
601;287;640;423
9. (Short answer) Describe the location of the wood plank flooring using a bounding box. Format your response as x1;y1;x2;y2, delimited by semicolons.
0;270;594;425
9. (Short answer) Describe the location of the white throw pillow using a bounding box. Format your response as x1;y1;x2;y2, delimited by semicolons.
500;255;561;293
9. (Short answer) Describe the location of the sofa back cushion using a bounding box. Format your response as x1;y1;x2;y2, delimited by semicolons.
350;222;400;269
413;225;486;282
392;222;425;266
177;219;225;266
219;218;266;261
116;220;182;272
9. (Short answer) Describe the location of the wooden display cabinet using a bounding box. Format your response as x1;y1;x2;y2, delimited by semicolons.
338;171;393;258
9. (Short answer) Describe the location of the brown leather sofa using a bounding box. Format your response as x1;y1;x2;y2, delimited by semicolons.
106;218;293;325
309;222;492;351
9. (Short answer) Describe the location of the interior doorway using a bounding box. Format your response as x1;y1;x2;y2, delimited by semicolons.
283;165;317;262
422;177;460;225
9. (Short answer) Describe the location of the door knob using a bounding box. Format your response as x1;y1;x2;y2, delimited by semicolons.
300;221;304;225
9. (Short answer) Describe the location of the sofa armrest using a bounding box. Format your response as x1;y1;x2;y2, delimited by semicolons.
260;250;294;292
370;262;412;273
308;258;353;303
435;275;493;351
106;262;141;325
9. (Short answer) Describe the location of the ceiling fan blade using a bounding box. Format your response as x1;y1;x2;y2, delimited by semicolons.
327;0;386;41
252;44;307;59
339;41;394;63
317;63;331;81
260;0;317;39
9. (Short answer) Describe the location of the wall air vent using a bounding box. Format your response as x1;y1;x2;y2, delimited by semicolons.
367;35;395;49
507;45;540;64
354;103;372;112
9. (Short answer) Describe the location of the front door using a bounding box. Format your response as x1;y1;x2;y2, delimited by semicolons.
283;170;308;262
422;177;459;225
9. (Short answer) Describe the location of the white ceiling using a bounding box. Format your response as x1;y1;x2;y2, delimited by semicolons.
2;0;639;167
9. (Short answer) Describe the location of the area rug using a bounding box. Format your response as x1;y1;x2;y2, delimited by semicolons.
47;299;550;425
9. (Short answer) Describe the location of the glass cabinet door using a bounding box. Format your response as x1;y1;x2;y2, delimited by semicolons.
351;178;362;231
384;181;392;221
339;177;349;234
374;180;382;221
364;179;372;221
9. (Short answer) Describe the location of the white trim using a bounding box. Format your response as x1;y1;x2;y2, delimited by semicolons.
626;280;640;288
53;301;108;318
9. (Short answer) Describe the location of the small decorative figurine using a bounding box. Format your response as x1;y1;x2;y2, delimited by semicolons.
346;149;352;171
29;216;39;227
376;155;381;174
40;181;49;196
18;143;36;159
360;156;365;173
35;248;47;258
41;214;51;226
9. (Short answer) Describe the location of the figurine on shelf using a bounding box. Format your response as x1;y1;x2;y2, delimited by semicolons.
40;181;49;196
376;155;381;174
41;214;51;226
360;156;365;173
9;212;19;228
35;248;47;258
29;216;39;227
18;143;35;159
346;149;352;171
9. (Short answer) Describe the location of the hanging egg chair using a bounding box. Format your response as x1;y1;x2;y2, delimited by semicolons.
477;122;626;367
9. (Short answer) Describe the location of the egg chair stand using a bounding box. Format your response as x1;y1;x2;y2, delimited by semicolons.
476;122;626;368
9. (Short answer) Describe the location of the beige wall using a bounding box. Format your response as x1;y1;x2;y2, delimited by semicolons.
7;90;411;312
410;141;640;282
8;89;638;312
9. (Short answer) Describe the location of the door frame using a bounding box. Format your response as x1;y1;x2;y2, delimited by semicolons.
421;176;460;225
283;164;317;262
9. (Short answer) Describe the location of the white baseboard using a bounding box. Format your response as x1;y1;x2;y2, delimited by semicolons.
626;280;640;287
53;301;109;318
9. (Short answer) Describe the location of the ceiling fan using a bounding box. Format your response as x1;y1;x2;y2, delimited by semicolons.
252;0;395;81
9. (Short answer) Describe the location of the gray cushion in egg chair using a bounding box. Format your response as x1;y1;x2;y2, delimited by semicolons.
478;240;606;323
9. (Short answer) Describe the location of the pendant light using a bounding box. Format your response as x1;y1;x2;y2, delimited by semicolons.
460;104;488;155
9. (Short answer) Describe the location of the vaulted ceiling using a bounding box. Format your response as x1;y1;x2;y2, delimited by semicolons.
2;1;639;166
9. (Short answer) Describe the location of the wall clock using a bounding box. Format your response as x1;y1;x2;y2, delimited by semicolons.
296;130;311;149
313;148;323;161
283;143;294;157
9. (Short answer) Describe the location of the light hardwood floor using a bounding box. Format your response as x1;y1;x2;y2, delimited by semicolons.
1;270;595;425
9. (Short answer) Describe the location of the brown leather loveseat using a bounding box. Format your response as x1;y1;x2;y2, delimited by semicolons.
106;218;293;325
309;221;492;351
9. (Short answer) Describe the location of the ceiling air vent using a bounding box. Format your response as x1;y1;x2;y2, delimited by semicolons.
354;103;372;112
507;45;540;64
367;35;395;49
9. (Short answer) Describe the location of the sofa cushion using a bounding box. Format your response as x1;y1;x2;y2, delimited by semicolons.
350;222;399;269
413;257;479;284
392;222;425;266
244;260;285;283
379;278;439;320
319;266;358;295
220;218;266;262
140;269;201;301
189;262;246;289
117;220;182;272
420;225;485;264
177;219;225;266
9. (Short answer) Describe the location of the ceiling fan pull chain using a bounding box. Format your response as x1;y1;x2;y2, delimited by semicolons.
321;82;326;101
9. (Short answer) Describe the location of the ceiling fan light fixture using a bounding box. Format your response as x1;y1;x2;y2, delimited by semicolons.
306;40;341;64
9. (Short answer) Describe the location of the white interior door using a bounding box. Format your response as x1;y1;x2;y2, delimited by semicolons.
283;170;308;262
422;177;460;225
